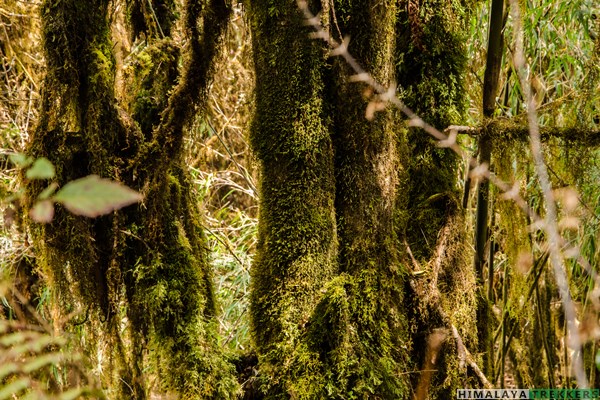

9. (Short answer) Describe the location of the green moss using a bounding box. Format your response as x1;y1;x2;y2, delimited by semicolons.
28;0;238;398
396;0;471;260
491;135;567;388
122;39;180;136
391;1;480;397
248;1;412;397
328;1;411;396
252;273;408;399
306;273;409;398
127;0;179;40
247;1;338;396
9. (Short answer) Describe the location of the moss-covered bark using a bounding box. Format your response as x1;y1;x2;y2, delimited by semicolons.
247;0;479;397
127;0;178;40
27;0;238;398
247;2;338;396
327;0;410;396
396;0;471;260
31;0;144;340
395;0;480;397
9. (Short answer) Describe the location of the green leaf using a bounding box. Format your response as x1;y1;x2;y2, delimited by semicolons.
9;153;33;168
38;183;58;200
25;157;55;180
53;175;143;218
29;200;54;223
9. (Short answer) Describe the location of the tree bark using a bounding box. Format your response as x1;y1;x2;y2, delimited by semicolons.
248;0;476;397
28;1;238;398
247;2;338;396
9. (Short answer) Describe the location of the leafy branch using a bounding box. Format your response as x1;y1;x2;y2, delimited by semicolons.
5;154;143;224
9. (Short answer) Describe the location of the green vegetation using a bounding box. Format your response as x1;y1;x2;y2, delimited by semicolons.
0;0;599;398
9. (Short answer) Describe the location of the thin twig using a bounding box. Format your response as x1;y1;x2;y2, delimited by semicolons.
202;223;248;273
404;238;422;273
437;307;493;389
450;323;493;389
1;23;38;90
9;287;52;334
146;0;165;39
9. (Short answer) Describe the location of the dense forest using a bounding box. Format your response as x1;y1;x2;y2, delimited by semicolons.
0;0;599;399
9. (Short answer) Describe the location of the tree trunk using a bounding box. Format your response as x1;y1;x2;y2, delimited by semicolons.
248;0;476;398
27;0;238;398
247;2;338;396
328;0;410;397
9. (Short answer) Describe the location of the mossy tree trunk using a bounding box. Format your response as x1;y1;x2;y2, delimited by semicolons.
248;0;476;398
28;0;238;398
247;2;338;396
395;1;480;397
328;0;410;396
